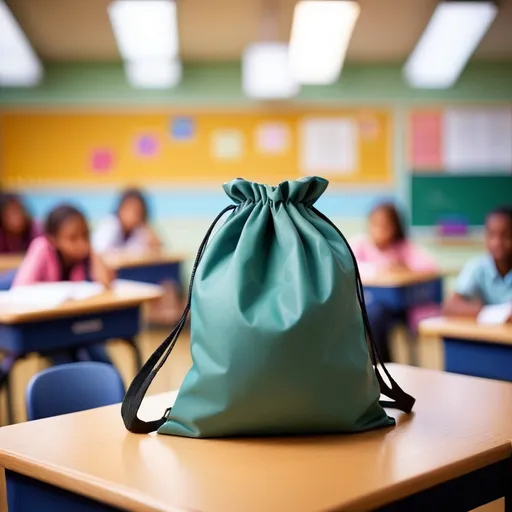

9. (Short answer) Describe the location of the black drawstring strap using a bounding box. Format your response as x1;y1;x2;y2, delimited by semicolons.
121;205;237;434
312;207;415;414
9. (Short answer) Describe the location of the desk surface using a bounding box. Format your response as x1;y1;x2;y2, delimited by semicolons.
362;270;444;287
103;251;187;270
0;254;23;272
0;364;510;512
0;281;163;324
420;316;512;345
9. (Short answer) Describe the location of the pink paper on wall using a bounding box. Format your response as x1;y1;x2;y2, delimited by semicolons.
410;112;443;170
90;148;114;173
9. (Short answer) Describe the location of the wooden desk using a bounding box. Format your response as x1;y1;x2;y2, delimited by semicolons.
362;270;444;311
420;316;512;382
0;281;163;423
0;365;510;512
103;251;187;288
0;255;23;273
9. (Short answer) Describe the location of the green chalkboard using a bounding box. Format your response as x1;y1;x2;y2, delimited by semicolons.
411;174;512;226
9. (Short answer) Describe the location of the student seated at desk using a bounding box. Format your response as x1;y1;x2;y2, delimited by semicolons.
0;193;41;290
13;204;115;364
92;188;161;253
0;193;40;254
352;202;438;361
444;206;512;319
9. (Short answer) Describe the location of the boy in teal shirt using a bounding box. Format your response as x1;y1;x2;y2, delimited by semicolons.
444;207;512;317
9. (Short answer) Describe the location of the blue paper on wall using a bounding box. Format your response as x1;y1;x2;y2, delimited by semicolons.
171;116;195;141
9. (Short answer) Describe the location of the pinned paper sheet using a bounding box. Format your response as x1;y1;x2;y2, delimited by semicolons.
211;130;244;160
444;108;512;172
299;118;358;175
477;303;512;325
256;122;289;155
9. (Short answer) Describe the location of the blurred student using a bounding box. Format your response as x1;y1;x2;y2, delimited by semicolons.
0;193;41;290
93;188;161;253
444;206;512;318
13;204;115;364
352;202;438;362
0;193;40;254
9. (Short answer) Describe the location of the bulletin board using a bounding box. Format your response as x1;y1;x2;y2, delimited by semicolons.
0;108;393;188
407;106;512;226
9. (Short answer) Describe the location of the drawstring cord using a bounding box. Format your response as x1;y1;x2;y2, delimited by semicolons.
122;203;414;434
122;205;236;433
312;207;415;413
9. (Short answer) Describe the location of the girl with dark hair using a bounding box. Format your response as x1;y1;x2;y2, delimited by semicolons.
92;188;161;253
12;204;115;364
0;193;40;254
352;202;438;362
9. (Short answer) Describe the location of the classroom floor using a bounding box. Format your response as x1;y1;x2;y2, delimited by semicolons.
0;326;503;512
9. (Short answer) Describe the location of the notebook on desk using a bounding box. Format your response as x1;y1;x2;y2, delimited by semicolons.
0;281;105;311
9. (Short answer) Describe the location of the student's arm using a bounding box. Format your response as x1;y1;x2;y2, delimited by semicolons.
443;260;483;318
92;217;121;253
142;225;162;250
126;224;162;252
443;293;483;318
12;238;47;287
401;242;438;272
90;252;116;289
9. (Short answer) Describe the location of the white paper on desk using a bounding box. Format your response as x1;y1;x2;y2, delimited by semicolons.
112;279;163;295
0;281;104;310
477;303;512;325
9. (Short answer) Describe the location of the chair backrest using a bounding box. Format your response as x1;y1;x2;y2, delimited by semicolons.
26;362;125;421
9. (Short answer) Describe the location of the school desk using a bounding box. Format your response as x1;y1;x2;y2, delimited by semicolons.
103;251;186;289
0;281;163;424
362;270;444;311
419;316;512;382
0;364;511;512
0;254;23;273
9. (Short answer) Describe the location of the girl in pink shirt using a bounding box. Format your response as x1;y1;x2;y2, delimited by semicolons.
14;204;114;365
352;202;439;362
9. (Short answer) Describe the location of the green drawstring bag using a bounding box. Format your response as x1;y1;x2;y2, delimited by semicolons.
122;177;415;437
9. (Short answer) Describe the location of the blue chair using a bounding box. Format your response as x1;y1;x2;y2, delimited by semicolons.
26;362;125;421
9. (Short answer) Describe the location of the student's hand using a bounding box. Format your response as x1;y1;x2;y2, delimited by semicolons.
91;253;115;289
143;227;162;251
386;262;409;272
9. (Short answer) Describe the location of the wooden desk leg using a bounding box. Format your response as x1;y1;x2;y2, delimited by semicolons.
122;337;143;372
0;467;7;512
0;354;17;425
506;459;512;512
5;373;15;425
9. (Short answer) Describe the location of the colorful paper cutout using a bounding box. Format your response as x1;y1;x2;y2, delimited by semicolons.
90;149;113;173
135;134;159;157
171;116;195;141
256;122;289;154
211;130;244;160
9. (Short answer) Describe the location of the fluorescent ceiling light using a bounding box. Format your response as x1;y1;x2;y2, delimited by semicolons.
404;1;497;89
289;1;360;85
243;43;300;99
0;0;42;86
108;0;179;60
125;59;181;89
